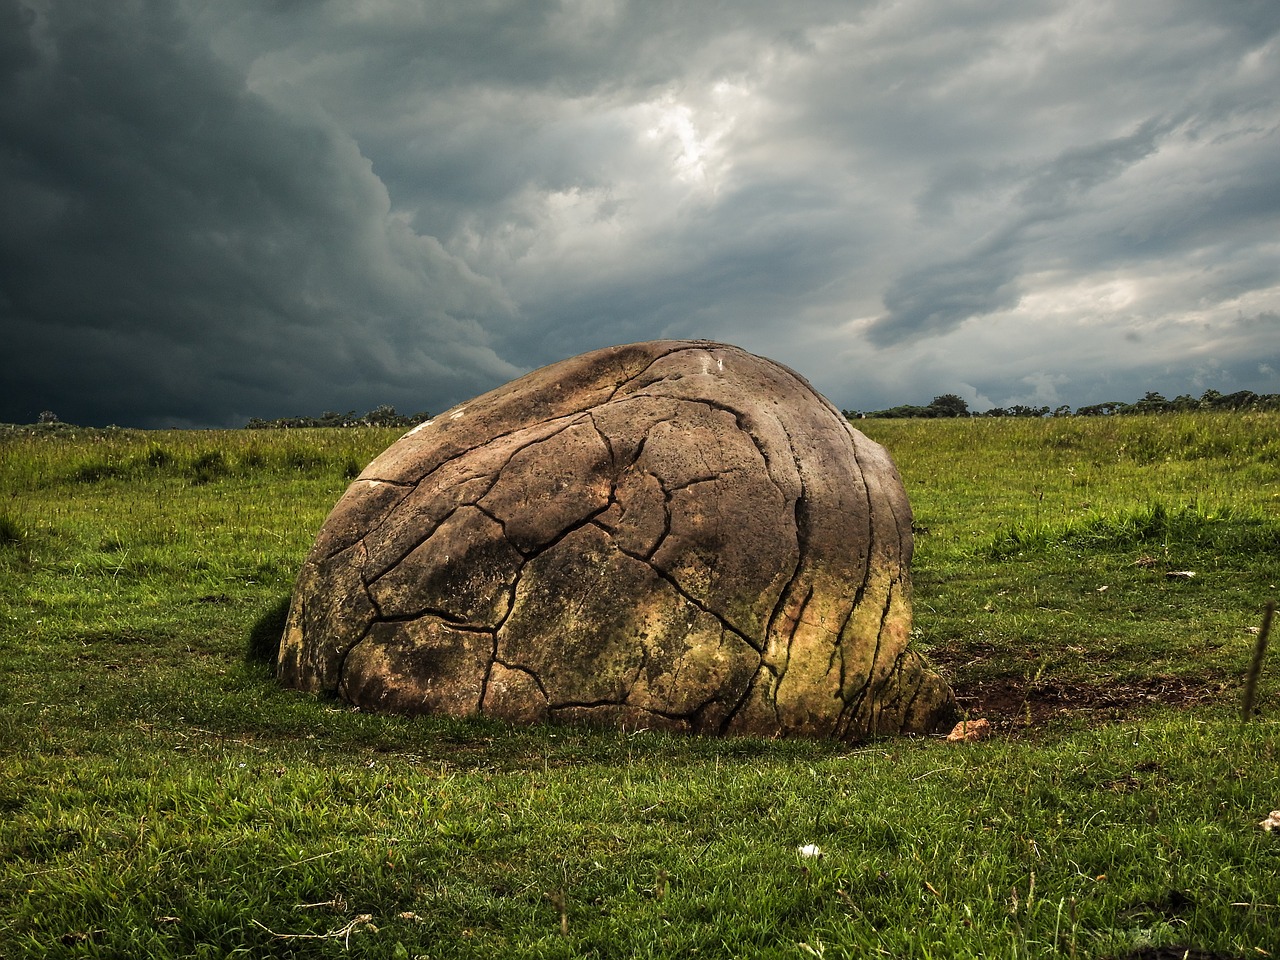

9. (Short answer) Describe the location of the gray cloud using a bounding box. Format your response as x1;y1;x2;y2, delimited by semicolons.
1;0;518;426
866;118;1174;345
868;256;1023;346
2;0;1279;425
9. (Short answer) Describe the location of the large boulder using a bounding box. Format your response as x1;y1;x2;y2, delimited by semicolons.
278;340;955;738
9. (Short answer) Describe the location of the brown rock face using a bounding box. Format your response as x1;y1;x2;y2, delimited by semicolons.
277;340;955;739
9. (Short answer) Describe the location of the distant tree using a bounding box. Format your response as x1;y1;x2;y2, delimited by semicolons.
363;404;397;426
1132;391;1170;414
245;405;431;429
38;410;59;424
866;403;933;418
847;385;1276;422
1217;390;1258;410
928;394;970;418
1076;401;1126;416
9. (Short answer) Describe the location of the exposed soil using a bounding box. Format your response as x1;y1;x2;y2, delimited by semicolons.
949;672;1235;733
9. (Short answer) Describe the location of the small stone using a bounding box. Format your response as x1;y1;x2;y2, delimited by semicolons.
946;718;992;742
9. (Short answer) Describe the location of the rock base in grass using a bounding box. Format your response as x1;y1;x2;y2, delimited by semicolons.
278;340;955;739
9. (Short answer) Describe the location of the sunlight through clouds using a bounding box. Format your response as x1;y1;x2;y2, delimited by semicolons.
640;81;753;193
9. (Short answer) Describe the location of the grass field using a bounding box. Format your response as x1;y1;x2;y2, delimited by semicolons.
2;414;1278;958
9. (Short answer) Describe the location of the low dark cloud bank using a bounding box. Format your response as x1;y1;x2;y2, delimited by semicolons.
2;0;1278;426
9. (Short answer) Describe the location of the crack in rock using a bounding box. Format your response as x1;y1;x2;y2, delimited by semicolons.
277;340;956;739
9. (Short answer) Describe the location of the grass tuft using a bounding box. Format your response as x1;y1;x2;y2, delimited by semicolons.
188;450;231;485
0;511;23;547
982;501;1280;559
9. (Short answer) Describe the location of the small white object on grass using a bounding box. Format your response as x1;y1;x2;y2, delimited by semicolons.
798;844;823;858
1260;810;1280;832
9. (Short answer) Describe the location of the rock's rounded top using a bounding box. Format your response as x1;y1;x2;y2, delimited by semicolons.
279;340;955;739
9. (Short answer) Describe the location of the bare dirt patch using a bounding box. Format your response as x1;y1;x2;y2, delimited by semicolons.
950;674;1235;732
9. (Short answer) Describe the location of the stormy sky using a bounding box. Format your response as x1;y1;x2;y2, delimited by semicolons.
2;0;1278;428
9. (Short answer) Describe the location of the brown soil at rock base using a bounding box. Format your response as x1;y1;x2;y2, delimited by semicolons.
948;672;1236;733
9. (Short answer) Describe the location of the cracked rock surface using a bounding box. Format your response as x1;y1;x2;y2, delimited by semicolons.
277;340;956;739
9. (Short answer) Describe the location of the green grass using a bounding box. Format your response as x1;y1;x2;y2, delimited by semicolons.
3;416;1279;958
859;414;1280;719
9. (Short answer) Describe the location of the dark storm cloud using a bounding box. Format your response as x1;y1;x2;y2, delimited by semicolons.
1;0;517;426
2;0;1279;425
869;256;1023;346
866;119;1171;345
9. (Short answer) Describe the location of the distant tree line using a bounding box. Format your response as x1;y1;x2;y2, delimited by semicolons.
14;388;1277;432
244;404;431;429
845;388;1280;420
